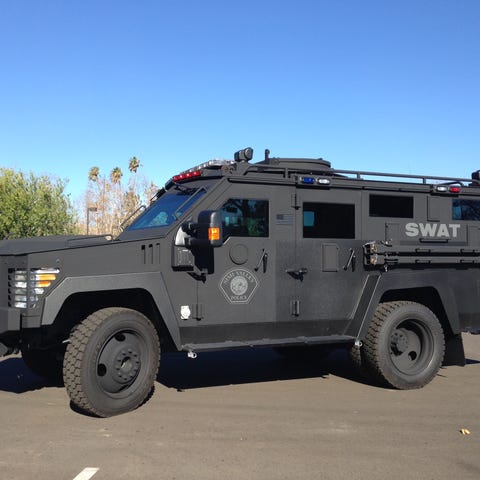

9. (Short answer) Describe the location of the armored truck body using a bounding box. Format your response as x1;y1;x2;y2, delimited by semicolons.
1;148;479;416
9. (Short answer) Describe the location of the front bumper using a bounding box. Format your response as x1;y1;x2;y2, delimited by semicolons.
0;307;20;335
0;307;20;356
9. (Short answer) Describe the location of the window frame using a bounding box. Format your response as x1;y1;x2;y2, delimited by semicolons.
220;198;270;239
303;201;356;239
369;194;414;219
452;198;480;221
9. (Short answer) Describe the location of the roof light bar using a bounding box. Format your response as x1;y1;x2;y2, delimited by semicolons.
172;160;234;183
433;185;461;194
317;178;331;185
172;170;202;182
299;176;331;186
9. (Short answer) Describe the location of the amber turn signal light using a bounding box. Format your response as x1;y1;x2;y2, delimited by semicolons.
208;227;221;241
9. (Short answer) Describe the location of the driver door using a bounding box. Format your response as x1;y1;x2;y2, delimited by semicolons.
178;183;285;346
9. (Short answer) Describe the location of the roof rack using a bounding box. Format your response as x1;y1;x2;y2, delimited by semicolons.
330;168;479;186
242;160;479;187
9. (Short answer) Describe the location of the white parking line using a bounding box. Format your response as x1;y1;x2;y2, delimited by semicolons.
72;467;99;480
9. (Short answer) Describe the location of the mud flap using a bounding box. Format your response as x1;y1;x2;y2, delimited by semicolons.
442;333;466;366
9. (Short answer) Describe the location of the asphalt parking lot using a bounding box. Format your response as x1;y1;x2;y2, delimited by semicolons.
0;334;479;480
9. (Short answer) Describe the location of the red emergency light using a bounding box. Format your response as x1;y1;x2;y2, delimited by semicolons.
172;170;202;182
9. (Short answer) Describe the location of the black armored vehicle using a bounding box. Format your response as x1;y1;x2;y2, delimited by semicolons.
1;147;479;416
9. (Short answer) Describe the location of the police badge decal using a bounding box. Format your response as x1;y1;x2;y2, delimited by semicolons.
219;268;259;304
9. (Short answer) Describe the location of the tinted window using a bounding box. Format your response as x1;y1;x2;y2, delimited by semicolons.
303;202;355;238
127;186;206;230
221;199;269;239
453;199;480;221
369;195;413;218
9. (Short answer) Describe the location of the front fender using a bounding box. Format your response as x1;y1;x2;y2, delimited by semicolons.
42;272;180;347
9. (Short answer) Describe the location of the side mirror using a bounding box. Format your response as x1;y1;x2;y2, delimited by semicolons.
182;210;223;248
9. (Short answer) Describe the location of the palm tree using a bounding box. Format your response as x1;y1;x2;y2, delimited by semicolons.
110;167;123;184
128;157;141;174
88;166;100;182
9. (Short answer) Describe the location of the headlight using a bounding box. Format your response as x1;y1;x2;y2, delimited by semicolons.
8;268;60;308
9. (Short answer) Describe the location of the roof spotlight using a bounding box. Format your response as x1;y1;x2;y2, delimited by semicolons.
234;147;254;162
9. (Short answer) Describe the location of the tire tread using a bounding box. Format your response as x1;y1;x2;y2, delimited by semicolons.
361;301;445;389
63;307;160;417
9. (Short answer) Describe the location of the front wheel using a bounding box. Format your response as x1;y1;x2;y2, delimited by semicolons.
361;301;445;389
63;307;160;417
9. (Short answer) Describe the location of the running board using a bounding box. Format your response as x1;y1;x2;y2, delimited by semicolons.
181;335;355;353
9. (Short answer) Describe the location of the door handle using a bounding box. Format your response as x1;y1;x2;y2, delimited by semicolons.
286;268;308;279
343;248;356;271
254;249;268;272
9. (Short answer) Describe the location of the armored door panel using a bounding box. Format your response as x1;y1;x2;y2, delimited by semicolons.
290;188;365;336
179;184;292;346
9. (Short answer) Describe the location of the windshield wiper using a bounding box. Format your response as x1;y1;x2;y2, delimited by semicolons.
120;204;146;231
173;183;197;195
173;187;206;220
150;187;166;204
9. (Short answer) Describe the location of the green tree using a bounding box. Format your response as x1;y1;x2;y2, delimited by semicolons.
0;168;77;239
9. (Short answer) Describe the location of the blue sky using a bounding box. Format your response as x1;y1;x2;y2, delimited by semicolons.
1;0;479;201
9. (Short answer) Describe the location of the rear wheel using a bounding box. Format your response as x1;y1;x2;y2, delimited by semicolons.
63;307;160;417
361;301;445;389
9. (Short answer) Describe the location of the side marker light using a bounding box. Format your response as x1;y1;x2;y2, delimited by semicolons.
208;227;221;241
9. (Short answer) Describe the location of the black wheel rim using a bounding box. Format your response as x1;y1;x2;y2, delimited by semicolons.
95;329;148;398
389;319;434;375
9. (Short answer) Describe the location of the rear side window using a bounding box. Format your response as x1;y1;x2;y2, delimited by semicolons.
303;202;355;238
221;199;269;239
452;199;480;221
369;194;413;218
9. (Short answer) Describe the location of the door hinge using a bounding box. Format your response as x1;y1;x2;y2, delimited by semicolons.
194;303;204;320
291;193;300;209
290;299;300;317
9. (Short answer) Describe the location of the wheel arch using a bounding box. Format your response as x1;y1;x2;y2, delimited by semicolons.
380;287;452;338
51;289;177;352
351;275;465;367
41;273;180;352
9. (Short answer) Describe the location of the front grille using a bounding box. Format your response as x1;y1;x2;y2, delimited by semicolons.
7;269;16;308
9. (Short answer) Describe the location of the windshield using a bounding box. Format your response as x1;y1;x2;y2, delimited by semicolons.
126;185;207;231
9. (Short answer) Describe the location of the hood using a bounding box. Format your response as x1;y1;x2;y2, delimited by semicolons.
0;235;114;255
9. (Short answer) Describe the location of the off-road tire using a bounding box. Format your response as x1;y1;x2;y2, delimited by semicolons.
362;301;445;389
63;307;160;417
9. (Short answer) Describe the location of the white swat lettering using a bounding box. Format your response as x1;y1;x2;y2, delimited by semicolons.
450;224;461;237
405;222;418;237
436;224;450;237
419;223;437;237
405;223;461;238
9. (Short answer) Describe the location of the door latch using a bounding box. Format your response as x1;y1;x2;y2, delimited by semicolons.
286;267;308;280
254;249;268;272
343;248;356;271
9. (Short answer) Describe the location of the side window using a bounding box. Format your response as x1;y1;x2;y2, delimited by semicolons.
221;199;269;239
303;202;355;238
369;194;413;218
453;199;480;221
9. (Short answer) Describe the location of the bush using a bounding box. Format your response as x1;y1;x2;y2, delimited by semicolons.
0;168;77;239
